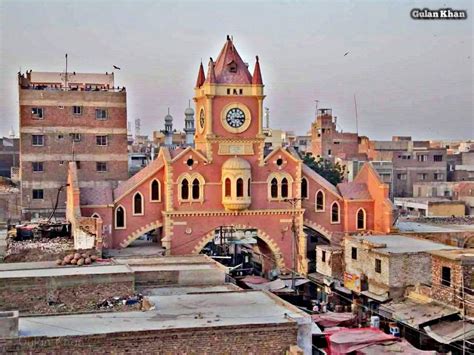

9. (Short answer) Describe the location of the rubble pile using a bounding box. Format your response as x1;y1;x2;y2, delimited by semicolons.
57;252;98;266
5;236;74;262
416;216;474;225
96;294;155;312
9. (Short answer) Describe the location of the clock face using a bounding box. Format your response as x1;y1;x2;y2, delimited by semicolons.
226;108;246;128
199;109;205;129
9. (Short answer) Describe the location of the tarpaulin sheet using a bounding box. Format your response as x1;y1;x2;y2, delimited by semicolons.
312;312;357;328
326;327;397;355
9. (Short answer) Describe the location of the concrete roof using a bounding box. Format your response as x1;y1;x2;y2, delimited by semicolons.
350;235;459;255
19;290;310;337
0;264;131;279
429;248;474;263
396;221;474;233
140;284;241;296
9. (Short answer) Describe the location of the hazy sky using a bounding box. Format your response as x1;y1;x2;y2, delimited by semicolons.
0;0;472;140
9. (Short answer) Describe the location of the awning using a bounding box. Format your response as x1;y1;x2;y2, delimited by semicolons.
361;290;391;303
282;278;310;288
334;285;352;295
424;319;474;344
312;312;357;328
379;298;459;329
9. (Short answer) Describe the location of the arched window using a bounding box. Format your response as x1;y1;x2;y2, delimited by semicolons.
331;202;340;223
247;178;251;196
236;178;244;197
181;179;189;200
192;178;200;199
151;179;160;201
281;178;289;198
133;192;143;215
115;206;125;228
357;208;366;230
271;178;278;198
301;177;308;199
316;190;325;211
225;178;231;197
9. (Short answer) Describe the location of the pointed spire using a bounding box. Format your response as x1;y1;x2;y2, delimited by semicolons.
195;61;205;88
252;56;263;85
205;57;216;84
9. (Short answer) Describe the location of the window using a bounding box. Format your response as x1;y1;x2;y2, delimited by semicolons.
357;208;366;230
115;206;125;228
434;173;444;181
418;173;428;181
71;133;81;142
96;135;108;146
281;178;288;198
375;259;382;273
316;190;325;211
95;108;108;120
186;158;194;167
192;178;200;199
181;179;189;200
417;155;428;162
334;141;340;145
322;250;326;263
328;149;332;155
150;180;160;201
433;155;443;162
397;173;407;181
73;106;83;115
331;202;340;223
31;107;44;119
239;88;243;95
32;189;44;200
236;178;244;197
133;192;144;215
271;178;278;198
248;178;251;196
224;178;231;197
76;161;81;169
441;266;451;287
32;135;44;146
276;158;283;166
32;162;43;172
351;247;357;260
96;162;107;172
227;88;231;95
301;177;308;199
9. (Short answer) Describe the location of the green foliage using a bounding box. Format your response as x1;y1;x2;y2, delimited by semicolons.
302;154;346;186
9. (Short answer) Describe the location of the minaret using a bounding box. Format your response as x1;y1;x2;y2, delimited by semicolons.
164;108;173;146
183;100;195;147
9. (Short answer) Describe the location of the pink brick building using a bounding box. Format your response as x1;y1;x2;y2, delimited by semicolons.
70;37;393;273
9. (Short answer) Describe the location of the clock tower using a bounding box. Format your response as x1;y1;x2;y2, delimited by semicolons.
194;36;265;161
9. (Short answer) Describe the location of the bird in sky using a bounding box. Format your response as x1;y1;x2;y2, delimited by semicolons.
113;65;121;70
344;52;349;56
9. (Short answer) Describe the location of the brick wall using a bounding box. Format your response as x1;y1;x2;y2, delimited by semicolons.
1;322;298;354
0;271;134;315
430;255;474;317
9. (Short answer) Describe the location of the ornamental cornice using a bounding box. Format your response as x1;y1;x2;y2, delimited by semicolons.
163;208;305;218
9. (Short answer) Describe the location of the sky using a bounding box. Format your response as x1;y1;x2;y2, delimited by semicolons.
0;0;472;140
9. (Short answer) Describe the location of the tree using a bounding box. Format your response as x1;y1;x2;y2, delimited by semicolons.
302;154;346;186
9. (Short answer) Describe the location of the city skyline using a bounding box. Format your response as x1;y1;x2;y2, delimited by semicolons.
0;0;472;140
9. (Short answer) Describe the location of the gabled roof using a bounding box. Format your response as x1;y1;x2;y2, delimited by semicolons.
301;164;342;199
170;146;209;164
80;186;113;206
264;146;301;164
114;157;165;202
213;36;252;84
337;183;372;200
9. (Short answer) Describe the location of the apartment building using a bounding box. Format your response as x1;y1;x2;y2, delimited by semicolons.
18;70;128;218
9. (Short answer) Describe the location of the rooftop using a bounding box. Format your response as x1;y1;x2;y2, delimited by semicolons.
429;248;474;263
350;234;459;255
19;290;309;337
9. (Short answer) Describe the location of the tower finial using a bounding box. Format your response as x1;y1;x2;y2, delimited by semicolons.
167;107;170;115
188;99;191;108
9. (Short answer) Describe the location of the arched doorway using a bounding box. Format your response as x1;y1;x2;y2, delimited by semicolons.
193;226;285;277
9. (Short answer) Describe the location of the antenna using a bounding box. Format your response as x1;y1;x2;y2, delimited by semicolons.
65;53;68;89
314;100;319;116
354;94;359;134
188;100;191;108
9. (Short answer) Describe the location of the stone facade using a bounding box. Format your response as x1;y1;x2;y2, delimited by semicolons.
428;250;474;317
0;323;298;354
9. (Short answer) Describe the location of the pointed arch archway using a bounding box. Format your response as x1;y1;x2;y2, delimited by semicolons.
190;224;285;270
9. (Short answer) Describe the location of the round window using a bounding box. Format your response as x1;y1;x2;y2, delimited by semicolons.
186;158;194;167
276;158;283;166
